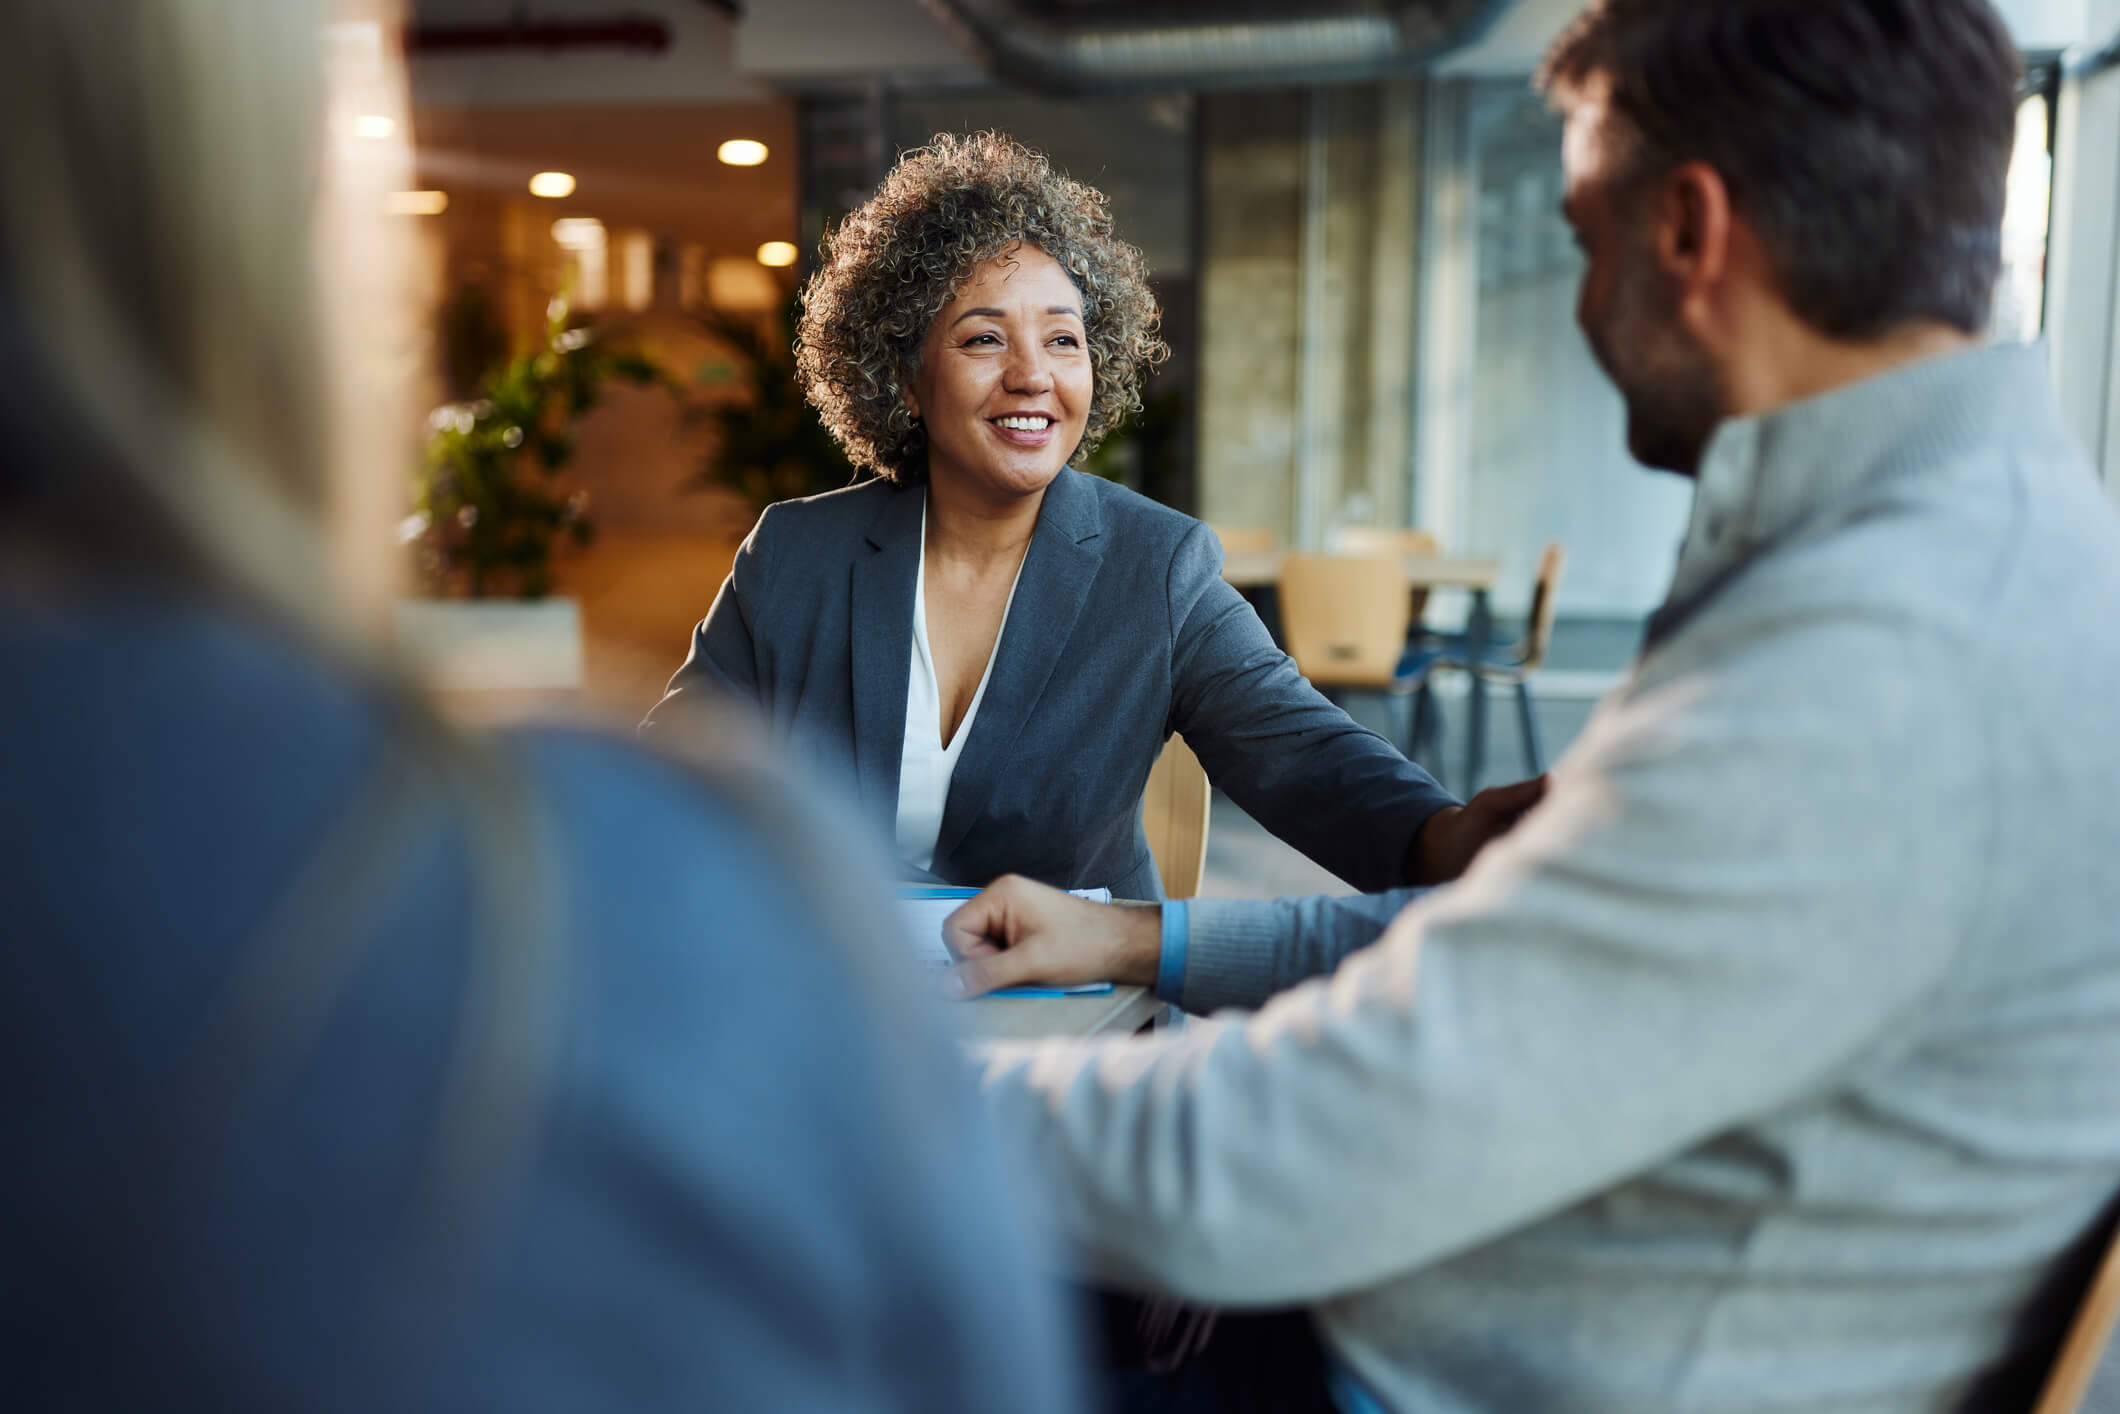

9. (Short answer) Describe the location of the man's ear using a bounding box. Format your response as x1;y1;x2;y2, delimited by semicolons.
1656;160;1733;325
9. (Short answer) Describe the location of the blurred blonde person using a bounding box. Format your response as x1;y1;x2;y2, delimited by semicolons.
0;4;1085;1411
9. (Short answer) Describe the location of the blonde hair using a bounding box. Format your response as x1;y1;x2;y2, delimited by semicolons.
0;0;422;626
0;0;557;1286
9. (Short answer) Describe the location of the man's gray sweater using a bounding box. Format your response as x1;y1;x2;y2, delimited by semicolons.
982;345;2120;1412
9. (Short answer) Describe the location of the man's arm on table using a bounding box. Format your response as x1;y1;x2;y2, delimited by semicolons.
945;779;1548;1009
944;885;1414;1012
961;629;1983;1308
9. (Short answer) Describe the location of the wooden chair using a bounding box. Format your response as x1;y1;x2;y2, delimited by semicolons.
1279;554;1418;689
1327;526;1442;642
1410;542;1568;782
1141;733;1211;900
1276;554;1427;760
2034;1213;2120;1414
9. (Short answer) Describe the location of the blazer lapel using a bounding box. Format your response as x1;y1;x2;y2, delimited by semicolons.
931;469;1105;869
848;483;924;824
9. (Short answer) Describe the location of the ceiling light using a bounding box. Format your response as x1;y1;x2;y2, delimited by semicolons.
385;190;448;216
718;138;769;167
528;171;576;199
353;114;397;140
756;241;798;268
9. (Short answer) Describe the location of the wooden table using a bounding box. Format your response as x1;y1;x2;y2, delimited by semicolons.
963;985;1162;1042
1221;551;1506;795
1219;550;1500;595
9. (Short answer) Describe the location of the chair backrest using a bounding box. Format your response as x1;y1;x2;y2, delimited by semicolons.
1141;733;1211;900
1278;554;1414;689
1327;526;1440;558
1519;541;1568;672
1327;527;1441;630
2033;1214;2120;1414
1210;524;1279;557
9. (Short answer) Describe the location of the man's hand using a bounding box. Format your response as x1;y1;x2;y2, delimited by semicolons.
940;875;1163;999
1409;774;1550;884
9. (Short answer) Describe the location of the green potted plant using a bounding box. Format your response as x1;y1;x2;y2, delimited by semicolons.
1080;383;1188;506
396;292;667;693
683;297;860;514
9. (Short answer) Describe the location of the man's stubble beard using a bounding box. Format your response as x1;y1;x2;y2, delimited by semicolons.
1598;236;1724;478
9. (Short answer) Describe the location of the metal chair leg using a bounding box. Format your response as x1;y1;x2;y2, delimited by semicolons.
1464;676;1488;797
1409;680;1439;778
1515;679;1544;776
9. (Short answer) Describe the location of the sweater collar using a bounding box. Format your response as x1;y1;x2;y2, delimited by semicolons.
1660;342;2057;621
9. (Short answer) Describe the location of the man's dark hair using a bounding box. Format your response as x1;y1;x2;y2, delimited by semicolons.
1539;0;2024;338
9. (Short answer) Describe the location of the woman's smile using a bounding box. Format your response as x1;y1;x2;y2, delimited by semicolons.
989;412;1057;448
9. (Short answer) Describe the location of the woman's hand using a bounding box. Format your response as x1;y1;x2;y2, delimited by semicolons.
940;876;1163;999
1409;775;1550;884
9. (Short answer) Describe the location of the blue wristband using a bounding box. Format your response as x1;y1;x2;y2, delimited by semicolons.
1154;900;1189;1003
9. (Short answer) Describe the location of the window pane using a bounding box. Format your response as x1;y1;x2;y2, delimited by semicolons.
1992;91;2053;345
1461;83;1691;620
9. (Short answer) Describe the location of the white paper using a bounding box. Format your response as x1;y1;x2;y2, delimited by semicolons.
898;888;1114;986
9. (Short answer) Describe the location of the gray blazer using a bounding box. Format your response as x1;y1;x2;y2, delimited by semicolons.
645;468;1455;898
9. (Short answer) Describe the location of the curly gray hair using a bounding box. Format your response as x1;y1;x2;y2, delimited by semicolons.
795;131;1167;483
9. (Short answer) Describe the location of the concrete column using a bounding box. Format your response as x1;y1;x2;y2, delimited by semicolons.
1197;82;1424;547
1197;92;1306;540
1295;88;1337;551
1364;79;1422;533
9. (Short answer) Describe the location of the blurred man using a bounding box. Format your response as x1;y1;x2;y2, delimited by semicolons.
943;2;2120;1409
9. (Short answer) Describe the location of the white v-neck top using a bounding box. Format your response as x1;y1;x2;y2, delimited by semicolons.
895;505;1028;873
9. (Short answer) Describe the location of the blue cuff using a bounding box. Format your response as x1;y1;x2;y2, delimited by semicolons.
1154;900;1189;1003
1326;1359;1391;1414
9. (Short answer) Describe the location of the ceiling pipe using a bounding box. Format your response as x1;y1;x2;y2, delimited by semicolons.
917;0;1514;96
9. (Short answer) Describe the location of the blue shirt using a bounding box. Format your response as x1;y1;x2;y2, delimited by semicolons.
0;598;1088;1413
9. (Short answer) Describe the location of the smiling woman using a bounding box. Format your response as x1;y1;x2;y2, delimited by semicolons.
644;133;1483;906
796;131;1162;483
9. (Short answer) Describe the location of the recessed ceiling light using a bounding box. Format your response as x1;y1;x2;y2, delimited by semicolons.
385;190;448;216
718;139;769;167
756;240;798;268
529;171;576;199
354;114;397;140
